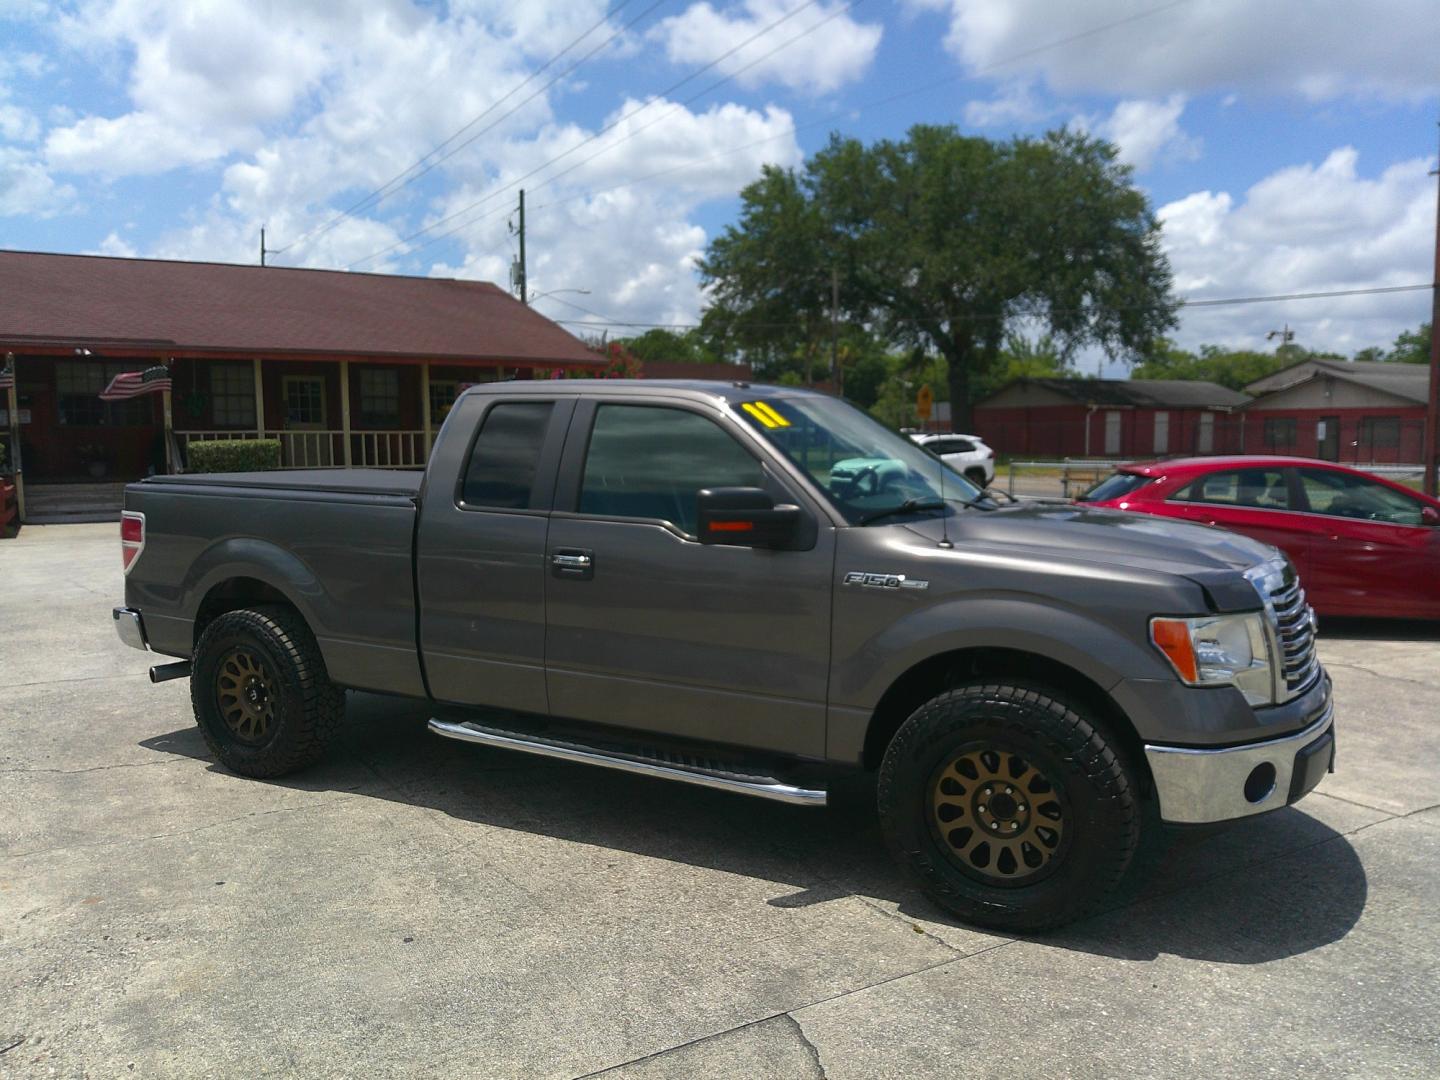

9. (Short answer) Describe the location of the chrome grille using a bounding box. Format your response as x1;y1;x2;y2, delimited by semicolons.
1270;578;1320;699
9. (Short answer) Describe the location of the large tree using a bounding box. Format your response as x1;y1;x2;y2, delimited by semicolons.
1389;322;1432;364
699;126;1178;428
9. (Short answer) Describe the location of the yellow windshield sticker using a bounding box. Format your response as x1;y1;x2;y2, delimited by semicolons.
748;400;790;427
742;402;777;428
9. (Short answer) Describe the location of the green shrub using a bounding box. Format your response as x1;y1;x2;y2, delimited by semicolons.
186;438;281;473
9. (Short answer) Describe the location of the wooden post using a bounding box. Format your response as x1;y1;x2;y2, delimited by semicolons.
421;360;432;455
339;359;352;467
253;357;265;435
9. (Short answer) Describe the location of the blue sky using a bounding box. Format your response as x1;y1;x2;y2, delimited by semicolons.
1;0;1436;366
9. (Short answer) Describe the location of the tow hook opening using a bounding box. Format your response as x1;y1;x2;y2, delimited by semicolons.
1244;762;1277;804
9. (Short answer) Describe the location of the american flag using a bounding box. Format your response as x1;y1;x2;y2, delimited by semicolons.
100;365;172;400
0;366;13;391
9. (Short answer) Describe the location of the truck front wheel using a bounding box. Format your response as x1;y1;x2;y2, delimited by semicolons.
878;681;1140;931
191;606;346;778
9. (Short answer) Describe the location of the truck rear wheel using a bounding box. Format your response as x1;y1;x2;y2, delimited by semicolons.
191;606;346;778
878;681;1139;931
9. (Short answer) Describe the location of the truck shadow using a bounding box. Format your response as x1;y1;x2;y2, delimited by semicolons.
140;691;1367;966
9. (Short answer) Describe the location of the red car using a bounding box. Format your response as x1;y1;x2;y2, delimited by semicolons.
1080;456;1440;619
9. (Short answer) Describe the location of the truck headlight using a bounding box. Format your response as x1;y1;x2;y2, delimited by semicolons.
1150;612;1273;706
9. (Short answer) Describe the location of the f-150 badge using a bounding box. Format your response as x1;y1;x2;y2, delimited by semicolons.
843;572;929;590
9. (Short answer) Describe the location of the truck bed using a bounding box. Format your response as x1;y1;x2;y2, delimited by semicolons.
124;468;424;697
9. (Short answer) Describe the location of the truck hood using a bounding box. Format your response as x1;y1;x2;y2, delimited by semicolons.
901;503;1276;607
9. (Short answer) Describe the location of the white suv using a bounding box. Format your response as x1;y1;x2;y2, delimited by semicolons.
909;432;996;487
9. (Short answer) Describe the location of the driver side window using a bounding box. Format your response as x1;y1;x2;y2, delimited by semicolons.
579;404;765;535
1298;468;1424;526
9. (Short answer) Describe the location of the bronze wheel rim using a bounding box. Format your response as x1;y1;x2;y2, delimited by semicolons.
929;746;1066;886
216;648;276;744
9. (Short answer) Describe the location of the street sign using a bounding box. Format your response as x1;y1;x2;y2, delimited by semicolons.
916;384;933;422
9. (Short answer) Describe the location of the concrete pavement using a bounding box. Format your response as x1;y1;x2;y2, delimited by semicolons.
1;523;1437;1078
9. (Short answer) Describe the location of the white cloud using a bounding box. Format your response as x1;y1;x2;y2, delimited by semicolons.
424;98;804;329
1160;147;1434;354
46;112;233;174
92;230;137;257
0;146;75;216
653;0;882;96
963;81;1050;128
916;0;1440;101
1078;94;1200;172
0;102;39;142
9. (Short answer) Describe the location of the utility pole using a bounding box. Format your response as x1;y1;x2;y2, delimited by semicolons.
260;227;267;267
1425;124;1440;496
516;189;528;305
1266;324;1295;349
829;266;840;394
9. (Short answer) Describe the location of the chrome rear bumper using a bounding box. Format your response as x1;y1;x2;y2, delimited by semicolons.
113;606;149;652
1145;692;1335;824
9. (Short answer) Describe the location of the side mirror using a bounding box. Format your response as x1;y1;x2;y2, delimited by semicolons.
1422;505;1440;527
697;487;802;548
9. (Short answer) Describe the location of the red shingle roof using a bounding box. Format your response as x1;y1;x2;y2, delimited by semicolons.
0;249;601;366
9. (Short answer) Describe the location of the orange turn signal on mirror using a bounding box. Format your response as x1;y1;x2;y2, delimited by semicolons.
1150;618;1198;683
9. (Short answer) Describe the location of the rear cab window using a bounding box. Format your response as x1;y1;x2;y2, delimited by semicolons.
460;401;555;508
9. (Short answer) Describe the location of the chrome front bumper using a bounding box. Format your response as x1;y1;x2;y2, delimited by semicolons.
113;606;149;652
1145;695;1335;824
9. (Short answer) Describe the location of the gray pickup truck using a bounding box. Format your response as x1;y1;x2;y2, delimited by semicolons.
115;380;1334;930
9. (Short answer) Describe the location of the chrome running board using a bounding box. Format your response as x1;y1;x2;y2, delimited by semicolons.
427;718;827;807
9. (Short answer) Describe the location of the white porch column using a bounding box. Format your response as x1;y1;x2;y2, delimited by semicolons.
421;361;432;452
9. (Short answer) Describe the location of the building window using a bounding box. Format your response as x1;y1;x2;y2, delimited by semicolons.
1263;417;1296;451
56;360;153;427
1360;416;1400;449
210;362;256;428
430;381;459;427
358;367;400;428
1152;410;1169;454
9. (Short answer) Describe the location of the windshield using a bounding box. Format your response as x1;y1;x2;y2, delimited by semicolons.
733;394;984;524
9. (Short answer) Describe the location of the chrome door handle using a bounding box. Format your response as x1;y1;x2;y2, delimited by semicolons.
552;553;591;569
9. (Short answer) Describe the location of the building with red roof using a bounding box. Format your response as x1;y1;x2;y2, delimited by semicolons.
0;249;601;490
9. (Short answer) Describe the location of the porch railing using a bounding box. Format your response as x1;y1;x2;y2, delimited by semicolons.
175;430;430;470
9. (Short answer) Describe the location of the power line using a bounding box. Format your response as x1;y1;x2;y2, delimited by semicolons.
373;0;1191;264
370;0;864;267
547;282;1437;331
271;0;665;257
347;0;832;269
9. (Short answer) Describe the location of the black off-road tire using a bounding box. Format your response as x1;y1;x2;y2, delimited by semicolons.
191;605;346;778
878;681;1140;932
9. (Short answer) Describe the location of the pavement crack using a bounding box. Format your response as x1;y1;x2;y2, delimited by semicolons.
0;760;179;777
1322;660;1433;688
781;1014;829;1080
8;671;149;689
5;797;361;861
854;895;964;955
1310;790;1399;816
